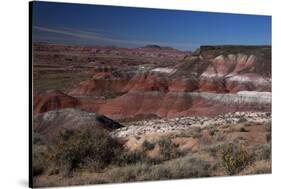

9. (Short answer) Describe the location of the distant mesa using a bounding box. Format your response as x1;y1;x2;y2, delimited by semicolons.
143;44;162;49
142;44;176;50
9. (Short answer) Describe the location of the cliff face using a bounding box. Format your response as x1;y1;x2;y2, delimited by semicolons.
33;45;271;120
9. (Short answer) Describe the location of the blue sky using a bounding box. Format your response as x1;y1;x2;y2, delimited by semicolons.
32;1;271;51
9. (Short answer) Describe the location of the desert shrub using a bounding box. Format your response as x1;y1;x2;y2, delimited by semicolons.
240;160;271;175
52;127;123;176
174;127;202;138
146;166;173;180
117;137;184;165
202;141;226;158
251;144;271;161
208;127;217;136
158;138;183;161
32;145;49;176
146;156;213;180
189;127;202;138
250;161;271;174
109;155;213;183
239;127;248;132
116;140;161;166
214;132;226;142
142;140;155;151
170;157;213;178
221;143;252;175
264;121;272;142
265;121;271;132
109;163;150;182
250;166;271;174
116;148;161;166
228;124;248;133
266;133;271;143
116;151;146;166
33;132;47;145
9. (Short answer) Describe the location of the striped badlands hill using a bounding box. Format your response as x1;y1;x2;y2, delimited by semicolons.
33;45;271;120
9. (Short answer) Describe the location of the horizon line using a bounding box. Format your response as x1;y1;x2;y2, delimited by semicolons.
32;41;272;52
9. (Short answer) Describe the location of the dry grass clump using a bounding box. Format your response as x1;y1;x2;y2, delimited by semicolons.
33;128;124;177
116;150;150;166
51;128;123;176
33;145;49;176
264;121;271;142
251;143;271;161
171;127;202;138
142;140;155;151
157;138;184;161
117;138;185;166
239;160;271;175
107;154;214;183
108;163;151;182
221;143;252;175
33;133;50;176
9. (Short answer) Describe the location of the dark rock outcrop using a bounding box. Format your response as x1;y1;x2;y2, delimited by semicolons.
33;108;124;140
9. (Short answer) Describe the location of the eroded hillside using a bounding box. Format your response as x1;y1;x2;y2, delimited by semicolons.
33;44;271;120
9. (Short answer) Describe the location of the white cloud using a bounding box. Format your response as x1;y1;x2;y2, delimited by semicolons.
33;26;198;50
33;26;104;39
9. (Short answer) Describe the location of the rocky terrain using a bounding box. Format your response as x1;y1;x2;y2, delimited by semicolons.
113;111;271;138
